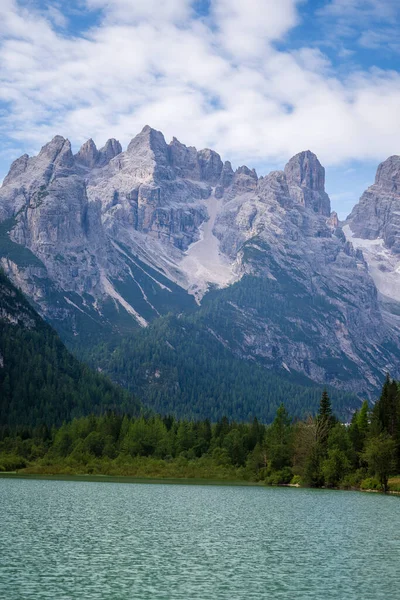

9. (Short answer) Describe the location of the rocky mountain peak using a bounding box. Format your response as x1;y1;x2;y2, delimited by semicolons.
284;150;330;216
228;164;258;195
1;127;399;399
2;154;29;186
168;137;200;179
34;136;74;181
75;138;99;168
285;150;325;191
38;135;70;161
346;155;400;239
75;137;122;168
127;125;171;179
342;152;400;324
127;125;168;161
98;138;122;165
327;211;339;230
236;165;258;179
215;161;234;198
374;155;400;192
197;148;223;184
102;138;122;152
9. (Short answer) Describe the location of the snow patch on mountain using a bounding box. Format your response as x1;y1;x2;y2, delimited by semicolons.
343;224;400;304
180;192;238;301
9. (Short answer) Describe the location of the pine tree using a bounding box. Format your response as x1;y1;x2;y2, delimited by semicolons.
316;389;335;447
372;374;398;436
265;404;293;472
318;389;332;420
357;400;369;438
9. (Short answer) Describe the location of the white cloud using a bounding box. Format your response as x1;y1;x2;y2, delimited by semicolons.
321;0;398;20
319;0;400;53
211;0;301;59
84;0;191;23
0;0;399;181
358;29;400;52
45;4;69;29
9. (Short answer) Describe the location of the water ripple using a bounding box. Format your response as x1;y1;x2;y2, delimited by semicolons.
0;480;399;599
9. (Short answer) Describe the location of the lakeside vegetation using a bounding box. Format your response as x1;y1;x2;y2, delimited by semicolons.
1;376;399;492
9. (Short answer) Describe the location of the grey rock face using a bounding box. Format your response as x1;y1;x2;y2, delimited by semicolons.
169;137;201;180
3;154;29;186
215;161;234;198
197;148;223;184
211;150;399;393
344;155;400;320
98;139;122;166
0;128;399;396
75;138;122;168
375;155;400;192
284;150;331;216
232;166;258;194
258;171;291;208
37;136;75;179
347;155;400;250
0;273;36;329
75;139;99;168
127;125;173;181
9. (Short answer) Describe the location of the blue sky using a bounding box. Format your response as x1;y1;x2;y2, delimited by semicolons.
0;0;399;218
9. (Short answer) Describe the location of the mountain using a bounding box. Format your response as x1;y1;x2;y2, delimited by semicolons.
345;155;400;320
0;269;140;428
0;126;398;410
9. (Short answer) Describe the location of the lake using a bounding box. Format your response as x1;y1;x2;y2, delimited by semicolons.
0;478;399;599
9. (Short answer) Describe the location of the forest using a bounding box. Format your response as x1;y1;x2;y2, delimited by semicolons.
1;376;399;493
86;309;358;424
0;269;141;428
0;267;359;426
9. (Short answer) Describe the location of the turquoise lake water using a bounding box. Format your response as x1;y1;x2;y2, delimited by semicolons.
0;478;399;599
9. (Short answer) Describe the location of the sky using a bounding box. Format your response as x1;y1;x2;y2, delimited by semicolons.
0;0;399;218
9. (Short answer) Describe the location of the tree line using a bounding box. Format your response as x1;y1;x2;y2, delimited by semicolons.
1;376;399;492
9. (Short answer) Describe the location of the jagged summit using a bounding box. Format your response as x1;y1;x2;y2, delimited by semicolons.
374;155;400;191
127;125;168;154
98;138;122;166
38;135;72;161
2;129;326;202
75;137;122;168
2;154;29;187
75;138;98;167
346;155;400;244
1;127;399;397
284;150;330;216
344;154;400;310
285;150;325;188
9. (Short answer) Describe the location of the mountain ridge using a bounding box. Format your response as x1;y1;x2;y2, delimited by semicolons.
0;126;399;404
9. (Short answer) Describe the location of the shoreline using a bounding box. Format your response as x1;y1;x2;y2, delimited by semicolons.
0;472;265;487
1;471;399;494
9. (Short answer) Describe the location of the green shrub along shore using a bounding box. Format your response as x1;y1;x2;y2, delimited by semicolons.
1;376;400;493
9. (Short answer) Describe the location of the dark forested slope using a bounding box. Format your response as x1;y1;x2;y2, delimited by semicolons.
0;270;141;427
87;307;361;423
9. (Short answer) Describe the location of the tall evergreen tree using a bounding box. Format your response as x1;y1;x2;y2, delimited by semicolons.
316;389;335;447
265;404;293;472
372;374;398;437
